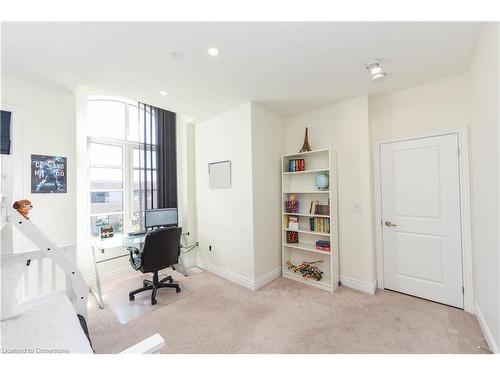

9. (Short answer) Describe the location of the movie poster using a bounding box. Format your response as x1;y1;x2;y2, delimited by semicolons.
31;154;67;193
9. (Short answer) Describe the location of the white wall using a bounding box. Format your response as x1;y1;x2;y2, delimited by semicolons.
251;103;286;280
176;114;198;264
369;74;470;144
195;103;256;281
285;95;375;285
1;75;77;252
369;73;471;287
369;36;500;351
468;23;500;353
184;123;198;262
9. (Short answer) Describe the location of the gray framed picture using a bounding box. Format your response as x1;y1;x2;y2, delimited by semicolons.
208;160;231;189
31;154;67;193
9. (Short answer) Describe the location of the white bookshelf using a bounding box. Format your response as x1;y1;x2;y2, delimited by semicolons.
281;148;339;292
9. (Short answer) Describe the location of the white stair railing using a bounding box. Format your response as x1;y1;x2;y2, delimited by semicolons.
8;245;75;302
10;209;88;318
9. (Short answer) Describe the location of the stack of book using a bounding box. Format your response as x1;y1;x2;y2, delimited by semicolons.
309;217;330;233
287;215;299;230
315;240;331;252
309;200;330;215
288;159;305;172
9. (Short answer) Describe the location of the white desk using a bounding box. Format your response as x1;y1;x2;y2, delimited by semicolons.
90;233;188;309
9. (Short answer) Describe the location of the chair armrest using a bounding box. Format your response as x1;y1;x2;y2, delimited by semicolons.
127;246;142;270
127;246;141;255
119;334;165;354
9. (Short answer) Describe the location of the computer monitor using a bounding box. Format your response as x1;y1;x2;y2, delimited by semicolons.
145;208;178;229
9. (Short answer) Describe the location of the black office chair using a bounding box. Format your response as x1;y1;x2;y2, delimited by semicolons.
127;226;182;305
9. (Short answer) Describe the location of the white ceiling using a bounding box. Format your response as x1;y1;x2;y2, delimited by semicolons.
1;22;483;121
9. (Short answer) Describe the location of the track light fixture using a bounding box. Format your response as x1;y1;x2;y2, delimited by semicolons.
365;61;386;81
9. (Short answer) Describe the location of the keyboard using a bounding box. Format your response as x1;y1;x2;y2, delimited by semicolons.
127;231;147;236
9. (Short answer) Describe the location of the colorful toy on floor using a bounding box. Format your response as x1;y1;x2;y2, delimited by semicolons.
286;260;324;281
12;199;33;218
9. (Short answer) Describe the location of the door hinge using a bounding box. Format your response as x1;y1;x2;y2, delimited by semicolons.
457;147;461;156
462;286;465;294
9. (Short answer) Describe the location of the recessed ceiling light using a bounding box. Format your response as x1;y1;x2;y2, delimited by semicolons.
159;91;168;96
371;72;386;81
207;47;219;56
170;50;185;61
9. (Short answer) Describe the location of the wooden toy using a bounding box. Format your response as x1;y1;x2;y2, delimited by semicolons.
286;260;324;281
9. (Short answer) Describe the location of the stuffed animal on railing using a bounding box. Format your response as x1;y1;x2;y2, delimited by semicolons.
13;199;33;219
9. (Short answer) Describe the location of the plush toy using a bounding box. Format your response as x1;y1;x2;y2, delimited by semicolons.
13;199;33;219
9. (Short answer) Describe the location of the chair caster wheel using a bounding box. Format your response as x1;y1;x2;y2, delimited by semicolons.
176;287;181;293
168;278;173;283
129;295;135;301
143;280;148;287
151;299;157;305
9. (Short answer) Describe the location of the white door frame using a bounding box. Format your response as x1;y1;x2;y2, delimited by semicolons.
373;129;473;313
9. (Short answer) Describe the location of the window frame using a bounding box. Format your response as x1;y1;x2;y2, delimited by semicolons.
87;137;127;237
86;98;157;239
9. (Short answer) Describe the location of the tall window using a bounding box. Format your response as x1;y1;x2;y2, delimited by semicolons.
87;97;156;238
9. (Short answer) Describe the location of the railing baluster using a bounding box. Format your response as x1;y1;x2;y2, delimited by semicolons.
37;258;43;295
51;256;56;292
23;267;29;300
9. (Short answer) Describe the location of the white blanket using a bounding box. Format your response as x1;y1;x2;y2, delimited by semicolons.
1;292;93;354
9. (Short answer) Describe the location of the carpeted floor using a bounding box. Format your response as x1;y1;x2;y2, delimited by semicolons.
87;269;489;354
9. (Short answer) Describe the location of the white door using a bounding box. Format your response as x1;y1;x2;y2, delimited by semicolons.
380;134;463;308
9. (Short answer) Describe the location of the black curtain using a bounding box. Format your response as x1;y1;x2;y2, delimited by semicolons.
155;108;177;209
137;103;177;229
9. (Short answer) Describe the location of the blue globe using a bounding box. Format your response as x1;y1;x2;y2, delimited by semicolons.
315;174;329;190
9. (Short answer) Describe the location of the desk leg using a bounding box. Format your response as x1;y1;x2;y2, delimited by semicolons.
176;254;189;277
90;244;105;309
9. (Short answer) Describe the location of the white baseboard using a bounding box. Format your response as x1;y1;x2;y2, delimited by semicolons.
474;303;498;353
195;258;281;291
340;275;377;295
196;258;255;290
254;267;282;290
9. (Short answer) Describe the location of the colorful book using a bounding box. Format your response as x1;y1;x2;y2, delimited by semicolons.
288;158;305;172
288;216;299;230
315;240;331;251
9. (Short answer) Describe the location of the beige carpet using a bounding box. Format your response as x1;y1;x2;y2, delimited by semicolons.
87;269;489;354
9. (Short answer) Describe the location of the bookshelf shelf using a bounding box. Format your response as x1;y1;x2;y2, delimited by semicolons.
282;212;330;218
283;191;329;194
283;168;329;175
281;148;339;292
282;228;330;237
283;243;332;255
282;148;329;159
282;271;332;291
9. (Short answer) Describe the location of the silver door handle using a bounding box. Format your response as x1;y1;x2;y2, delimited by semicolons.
385;221;397;227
